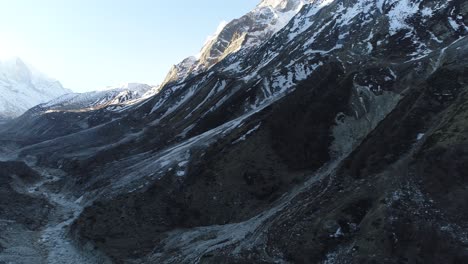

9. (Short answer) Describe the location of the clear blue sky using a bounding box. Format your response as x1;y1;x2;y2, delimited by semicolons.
0;0;258;92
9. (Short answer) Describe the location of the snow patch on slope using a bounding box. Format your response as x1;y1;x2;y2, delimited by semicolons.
386;0;422;35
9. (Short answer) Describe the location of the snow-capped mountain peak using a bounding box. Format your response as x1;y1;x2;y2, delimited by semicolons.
0;57;71;120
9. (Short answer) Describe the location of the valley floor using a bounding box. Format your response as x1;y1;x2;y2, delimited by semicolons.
0;165;111;264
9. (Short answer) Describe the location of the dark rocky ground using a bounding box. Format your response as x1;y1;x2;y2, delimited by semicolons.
0;0;467;263
0;162;51;263
0;161;50;230
72;39;468;263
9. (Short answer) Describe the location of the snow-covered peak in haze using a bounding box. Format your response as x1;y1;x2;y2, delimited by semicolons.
0;57;71;119
99;82;153;92
0;57;46;84
38;82;157;113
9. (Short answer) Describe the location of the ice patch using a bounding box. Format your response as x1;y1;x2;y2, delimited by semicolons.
386;0;421;35
232;123;262;144
421;7;433;17
448;17;460;31
330;227;344;238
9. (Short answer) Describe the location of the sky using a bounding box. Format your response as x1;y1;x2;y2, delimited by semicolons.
0;0;259;92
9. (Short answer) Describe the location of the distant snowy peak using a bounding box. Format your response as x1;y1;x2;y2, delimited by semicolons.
99;82;153;93
0;57;70;119
0;57;66;93
37;82;158;114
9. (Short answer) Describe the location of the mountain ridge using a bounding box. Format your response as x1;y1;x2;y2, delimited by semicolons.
161;0;312;87
0;0;467;263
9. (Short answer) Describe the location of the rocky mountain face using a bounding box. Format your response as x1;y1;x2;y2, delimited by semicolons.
0;0;467;263
161;0;309;86
0;57;71;121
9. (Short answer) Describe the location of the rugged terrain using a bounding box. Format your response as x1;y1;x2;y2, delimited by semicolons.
0;83;158;143
0;0;467;263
